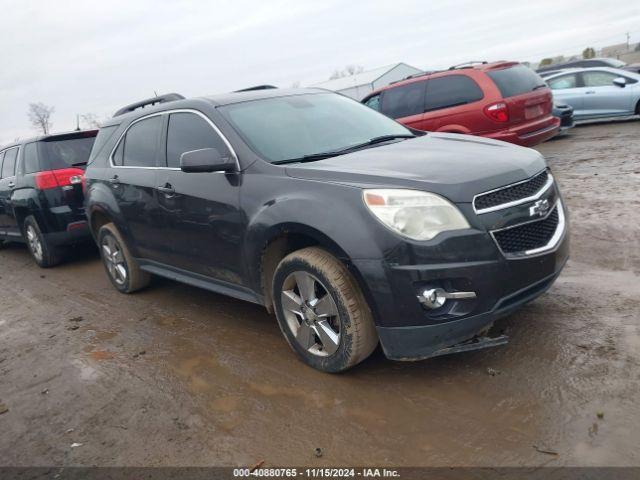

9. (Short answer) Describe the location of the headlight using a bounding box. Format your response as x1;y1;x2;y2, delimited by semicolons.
363;189;470;241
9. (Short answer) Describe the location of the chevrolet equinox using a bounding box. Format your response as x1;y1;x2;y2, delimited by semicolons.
84;88;569;372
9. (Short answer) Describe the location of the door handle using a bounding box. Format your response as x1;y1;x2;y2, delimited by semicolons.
156;184;175;195
585;90;596;94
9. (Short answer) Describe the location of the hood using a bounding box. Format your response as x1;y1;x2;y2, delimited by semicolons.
285;133;547;203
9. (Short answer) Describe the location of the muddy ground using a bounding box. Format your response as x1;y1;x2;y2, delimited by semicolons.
0;121;639;467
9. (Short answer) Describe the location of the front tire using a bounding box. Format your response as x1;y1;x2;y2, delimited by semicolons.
98;223;150;293
272;247;378;373
23;215;62;268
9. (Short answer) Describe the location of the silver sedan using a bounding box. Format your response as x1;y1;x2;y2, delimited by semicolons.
545;67;640;122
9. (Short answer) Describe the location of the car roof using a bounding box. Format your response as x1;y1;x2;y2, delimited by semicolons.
0;129;98;153
101;88;331;127
364;61;521;98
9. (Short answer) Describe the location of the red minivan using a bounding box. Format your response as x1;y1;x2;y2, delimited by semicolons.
362;62;559;146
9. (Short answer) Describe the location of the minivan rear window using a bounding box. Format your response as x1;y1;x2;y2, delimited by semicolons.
39;136;96;170
487;65;546;98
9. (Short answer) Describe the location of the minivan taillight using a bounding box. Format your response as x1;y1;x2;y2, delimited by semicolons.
35;168;85;190
483;102;510;123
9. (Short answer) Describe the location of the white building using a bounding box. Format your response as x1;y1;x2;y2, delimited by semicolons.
311;63;423;100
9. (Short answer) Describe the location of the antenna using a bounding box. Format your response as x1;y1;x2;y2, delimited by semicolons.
75;114;80;131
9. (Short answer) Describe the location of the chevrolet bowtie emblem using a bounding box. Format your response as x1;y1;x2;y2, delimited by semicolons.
529;199;550;217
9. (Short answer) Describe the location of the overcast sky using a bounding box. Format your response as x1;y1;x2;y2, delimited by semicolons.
1;0;639;144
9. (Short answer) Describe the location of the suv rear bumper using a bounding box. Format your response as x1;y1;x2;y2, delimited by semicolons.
484;117;560;147
44;220;91;246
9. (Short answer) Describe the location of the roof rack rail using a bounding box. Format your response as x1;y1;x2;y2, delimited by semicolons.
235;85;278;92
389;71;436;85
113;93;185;117
448;61;488;70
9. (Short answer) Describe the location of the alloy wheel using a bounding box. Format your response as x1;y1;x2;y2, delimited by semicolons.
101;234;127;285
281;271;341;357
26;225;43;263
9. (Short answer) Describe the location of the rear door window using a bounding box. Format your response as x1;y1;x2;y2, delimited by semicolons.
380;81;426;118
1;148;18;178
165;113;230;168
424;75;484;111
121;116;162;167
487;65;546;98
582;71;620;87
547;74;578;90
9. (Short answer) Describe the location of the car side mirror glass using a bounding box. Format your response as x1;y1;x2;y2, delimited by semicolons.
180;148;236;173
613;77;626;88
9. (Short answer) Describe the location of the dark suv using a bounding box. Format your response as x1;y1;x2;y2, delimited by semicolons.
85;89;569;373
0;130;97;267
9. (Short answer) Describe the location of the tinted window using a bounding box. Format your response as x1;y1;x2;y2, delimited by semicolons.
122;116;162;167
582;71;619;87
88;125;118;164
23;142;39;174
547;74;578;90
380;81;426;118
39;136;96;170
166;113;229;168
424;75;484;111
220;93;411;163
487;65;546;98
364;94;381;111
1;148;18;178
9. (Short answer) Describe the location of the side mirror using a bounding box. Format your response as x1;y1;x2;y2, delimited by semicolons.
613;77;626;88
180;148;236;173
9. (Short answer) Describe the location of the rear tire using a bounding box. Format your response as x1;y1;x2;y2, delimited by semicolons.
98;223;150;293
272;247;378;373
23;215;62;268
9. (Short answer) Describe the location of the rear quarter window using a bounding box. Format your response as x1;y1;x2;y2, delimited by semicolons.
23;142;40;174
487;65;546;98
424;75;484;111
88;126;118;165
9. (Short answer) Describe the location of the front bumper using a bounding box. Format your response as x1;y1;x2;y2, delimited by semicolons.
352;201;569;361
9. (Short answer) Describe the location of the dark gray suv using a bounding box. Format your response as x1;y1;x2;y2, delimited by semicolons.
84;88;569;372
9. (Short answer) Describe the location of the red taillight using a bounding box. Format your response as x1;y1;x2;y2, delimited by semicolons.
35;168;85;190
483;102;509;123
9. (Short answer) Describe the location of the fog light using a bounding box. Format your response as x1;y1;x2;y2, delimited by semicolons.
418;288;477;309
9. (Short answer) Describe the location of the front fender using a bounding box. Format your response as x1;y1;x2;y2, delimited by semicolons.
242;177;394;296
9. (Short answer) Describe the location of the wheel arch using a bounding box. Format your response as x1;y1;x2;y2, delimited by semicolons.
255;223;377;321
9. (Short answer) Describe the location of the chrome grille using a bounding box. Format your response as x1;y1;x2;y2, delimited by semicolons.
474;170;550;213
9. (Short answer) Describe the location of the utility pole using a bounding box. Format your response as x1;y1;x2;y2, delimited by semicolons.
75;114;80;131
627;32;631;50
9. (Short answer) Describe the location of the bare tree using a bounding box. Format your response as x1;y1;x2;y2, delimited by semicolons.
329;64;364;80
80;113;103;129
28;102;55;135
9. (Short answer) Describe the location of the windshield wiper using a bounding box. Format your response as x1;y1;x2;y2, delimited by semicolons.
71;161;88;167
273;134;415;165
532;84;547;91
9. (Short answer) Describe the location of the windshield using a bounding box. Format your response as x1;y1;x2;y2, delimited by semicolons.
220;93;412;163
